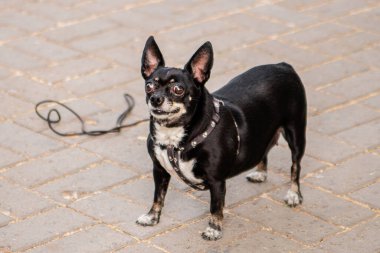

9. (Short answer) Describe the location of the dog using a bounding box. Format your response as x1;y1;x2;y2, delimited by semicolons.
136;36;307;240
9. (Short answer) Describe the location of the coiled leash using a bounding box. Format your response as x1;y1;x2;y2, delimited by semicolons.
35;94;149;137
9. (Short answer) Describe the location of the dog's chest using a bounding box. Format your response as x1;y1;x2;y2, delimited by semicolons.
153;124;202;184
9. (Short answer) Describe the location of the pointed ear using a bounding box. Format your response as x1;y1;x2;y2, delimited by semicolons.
184;41;213;85
141;36;165;79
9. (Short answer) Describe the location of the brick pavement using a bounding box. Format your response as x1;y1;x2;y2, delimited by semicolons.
0;0;379;252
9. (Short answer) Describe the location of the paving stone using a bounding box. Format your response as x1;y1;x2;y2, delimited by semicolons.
308;104;379;135
80;122;152;173
30;57;110;84
0;179;54;218
349;182;380;209
304;0;365;19
0;207;94;251
340;9;380;33
335;119;380;149
117;243;164;253
0;26;26;41
305;153;380;194
152;214;261;253
232;198;340;243
95;45;141;69
305;131;360;163
11;37;82;62
315;216;380;253
0;214;11;228
3;147;100;187
0;46;48;70
322;71;380;100
267;145;327;177
361;94;380;110
36;161;136;203
43;18;118;43
27;224;133;253
301;59;369;89
0;92;34;118
64;66;137;96
214;230;304;253
70;192;179;239
270;185;375;226
0;145;25;168
0;75;72;103
0;122;63;157
0;10;53;32
305;87;348;115
349;45;380;67
192;171;286;207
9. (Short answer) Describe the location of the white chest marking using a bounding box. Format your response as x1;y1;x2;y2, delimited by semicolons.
153;123;202;184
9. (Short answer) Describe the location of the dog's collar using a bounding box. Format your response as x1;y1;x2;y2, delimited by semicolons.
154;97;241;191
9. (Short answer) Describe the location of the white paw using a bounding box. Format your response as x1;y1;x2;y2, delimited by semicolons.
201;226;222;241
136;213;158;226
284;189;303;207
246;170;267;183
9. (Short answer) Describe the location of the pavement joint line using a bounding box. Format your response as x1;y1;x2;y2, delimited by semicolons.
326;116;380;136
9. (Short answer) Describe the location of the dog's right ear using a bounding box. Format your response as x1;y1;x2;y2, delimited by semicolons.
141;36;165;79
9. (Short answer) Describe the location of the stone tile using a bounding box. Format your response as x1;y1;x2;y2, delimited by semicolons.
362;94;380;110
340;10;380;33
335;119;380;149
322;71;380;100
267;145;327;177
64;66;137;96
80;122;152;173
349;182;380;209
301;59;368;89
43;18;118;43
0;26;26;41
95;45;141;69
152;214;261;252
70;192;179;239
0;179;54;218
0;146;25;168
0;214;11;228
11;37;82;62
282;22;354;45
3;148;100;187
0;67;11;80
304;0;365;19
349;45;380;67
305;131;360;163
0;75;72;103
28;224;133;253
305;87;347;115
0;46;47;70
36;161;137;203
192;171;286;207
30;57;110;84
0;10;53;32
0;122;63;157
270;185;375;226
232;198;340;243
0;207;94;251
308;104;379;135
315;216;380;253
215;230;304;253
305;153;380;194
0;92;34;118
313;32;380;57
117;243;164;253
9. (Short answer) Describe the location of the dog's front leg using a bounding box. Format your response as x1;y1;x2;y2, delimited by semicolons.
136;165;170;226
202;180;226;240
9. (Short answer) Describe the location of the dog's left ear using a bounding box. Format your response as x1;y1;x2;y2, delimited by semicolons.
141;36;165;79
184;41;213;86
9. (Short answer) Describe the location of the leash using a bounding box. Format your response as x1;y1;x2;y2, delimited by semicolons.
35;94;149;137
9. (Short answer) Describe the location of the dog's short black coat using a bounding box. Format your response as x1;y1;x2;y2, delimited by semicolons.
136;36;307;240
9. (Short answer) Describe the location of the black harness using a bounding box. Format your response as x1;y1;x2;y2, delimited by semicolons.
157;98;240;191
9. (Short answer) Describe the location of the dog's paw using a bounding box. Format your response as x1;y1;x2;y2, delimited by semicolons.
246;170;267;183
284;189;303;207
201;226;222;241
136;213;159;226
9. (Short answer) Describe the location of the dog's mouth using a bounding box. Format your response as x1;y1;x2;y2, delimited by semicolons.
151;108;180;116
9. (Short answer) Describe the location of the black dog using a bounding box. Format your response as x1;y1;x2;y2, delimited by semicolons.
136;36;307;240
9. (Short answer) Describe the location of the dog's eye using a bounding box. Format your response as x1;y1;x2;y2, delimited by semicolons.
145;83;155;94
171;85;185;96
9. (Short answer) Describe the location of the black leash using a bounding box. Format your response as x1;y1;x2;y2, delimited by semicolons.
35;94;149;137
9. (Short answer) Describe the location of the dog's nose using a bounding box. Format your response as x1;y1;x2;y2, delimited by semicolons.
150;95;164;107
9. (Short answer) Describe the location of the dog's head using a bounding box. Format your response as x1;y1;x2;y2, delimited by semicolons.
141;36;213;126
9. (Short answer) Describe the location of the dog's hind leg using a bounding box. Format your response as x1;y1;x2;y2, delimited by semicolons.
246;128;281;183
283;121;306;207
